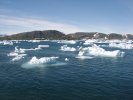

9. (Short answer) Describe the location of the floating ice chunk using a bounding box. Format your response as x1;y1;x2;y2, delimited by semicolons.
83;39;97;45
38;45;49;48
58;40;76;44
11;54;27;61
4;41;13;45
28;56;59;64
8;47;25;57
65;58;69;61
60;45;76;51
19;48;37;51
8;47;27;61
22;57;66;69
18;45;49;52
15;47;25;53
78;44;124;57
107;40;123;43
76;56;94;59
0;40;13;45
8;52;19;57
30;40;41;42
109;43;133;49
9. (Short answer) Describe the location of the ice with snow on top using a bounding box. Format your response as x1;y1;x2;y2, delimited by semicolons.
78;44;124;57
109;43;133;49
28;56;59;64
60;45;76;51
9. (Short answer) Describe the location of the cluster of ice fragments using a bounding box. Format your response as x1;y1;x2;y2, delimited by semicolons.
109;43;133;49
0;41;13;45
78;44;125;58
8;47;27;61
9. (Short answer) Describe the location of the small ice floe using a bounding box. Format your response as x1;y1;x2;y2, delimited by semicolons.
38;45;49;48
8;47;27;61
83;39;97;45
76;56;94;59
29;40;41;42
8;52;19;57
12;40;20;44
65;58;69;61
77;44;124;57
60;45;76;51
11;54;27;61
109;43;133;49
57;40;76;44
19;45;49;52
0;40;13;45
15;47;25;53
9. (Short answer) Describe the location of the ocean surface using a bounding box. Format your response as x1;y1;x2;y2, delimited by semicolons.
0;40;133;100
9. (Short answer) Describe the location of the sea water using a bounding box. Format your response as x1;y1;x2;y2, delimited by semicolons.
0;40;133;100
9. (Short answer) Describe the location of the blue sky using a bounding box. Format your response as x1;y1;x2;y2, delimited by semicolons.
0;0;133;34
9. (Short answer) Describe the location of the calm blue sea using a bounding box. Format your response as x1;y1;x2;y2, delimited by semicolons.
0;40;133;100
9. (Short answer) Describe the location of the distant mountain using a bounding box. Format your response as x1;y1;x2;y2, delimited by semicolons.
0;30;133;40
67;32;133;40
67;32;106;39
0;30;72;40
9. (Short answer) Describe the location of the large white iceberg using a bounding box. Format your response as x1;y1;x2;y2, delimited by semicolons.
60;45;76;51
78;44;124;57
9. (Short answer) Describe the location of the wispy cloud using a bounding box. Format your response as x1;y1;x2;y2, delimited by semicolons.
0;15;84;34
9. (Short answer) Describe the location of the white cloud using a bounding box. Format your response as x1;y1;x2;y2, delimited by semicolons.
0;15;84;35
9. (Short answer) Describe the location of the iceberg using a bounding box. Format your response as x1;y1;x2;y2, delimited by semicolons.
28;56;59;64
78;44;124;57
60;45;76;51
